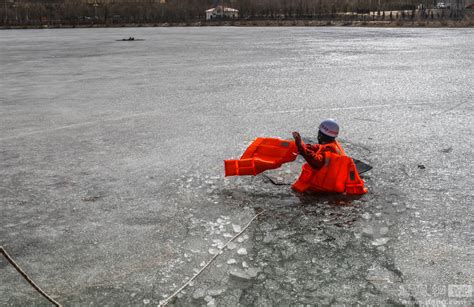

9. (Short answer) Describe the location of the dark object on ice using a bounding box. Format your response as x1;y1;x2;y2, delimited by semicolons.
418;164;426;169
353;159;372;174
81;195;101;202
116;37;144;41
262;174;289;186
441;147;452;153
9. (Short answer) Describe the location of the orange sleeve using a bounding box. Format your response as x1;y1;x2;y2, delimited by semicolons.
302;144;325;170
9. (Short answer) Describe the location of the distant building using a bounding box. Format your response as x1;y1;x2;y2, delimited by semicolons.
443;0;468;10
205;6;238;20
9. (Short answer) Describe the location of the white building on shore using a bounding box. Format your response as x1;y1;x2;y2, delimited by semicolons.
205;6;239;20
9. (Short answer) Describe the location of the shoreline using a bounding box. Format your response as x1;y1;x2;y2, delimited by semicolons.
1;18;473;30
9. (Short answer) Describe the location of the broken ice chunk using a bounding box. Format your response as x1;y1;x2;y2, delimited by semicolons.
207;289;224;296
227;258;237;264
232;224;242;233
246;267;260;278
209;248;218;255
372;238;390;246
229;269;252;280
237;248;247;255
192;289;205;299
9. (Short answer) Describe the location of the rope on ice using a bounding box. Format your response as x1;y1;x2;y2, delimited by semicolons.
158;210;265;306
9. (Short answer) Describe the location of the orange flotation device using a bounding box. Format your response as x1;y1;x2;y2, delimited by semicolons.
291;141;368;195
224;138;298;176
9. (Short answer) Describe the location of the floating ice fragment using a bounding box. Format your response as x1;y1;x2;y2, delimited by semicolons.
223;233;233;238
209;248;218;255
361;213;371;220
237;248;247;255
380;227;389;235
200;261;206;267
227;258;237;264
217;218;223;224
372;238;390;246
229;269;252;280
375;212;382;217
227;242;237;250
232;224;242;233
246;267;260;278
207;289;224;296
212;239;223;246
237;237;245;243
242;261;249;268
204;295;213;302
362;226;374;236
143;299;150;305
193;289;205;299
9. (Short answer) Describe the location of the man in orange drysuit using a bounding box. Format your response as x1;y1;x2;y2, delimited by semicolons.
291;118;366;194
292;119;342;171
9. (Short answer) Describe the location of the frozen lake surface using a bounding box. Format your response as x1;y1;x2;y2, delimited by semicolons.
1;27;473;305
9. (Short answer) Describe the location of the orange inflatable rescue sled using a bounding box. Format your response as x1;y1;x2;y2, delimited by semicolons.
224;138;298;176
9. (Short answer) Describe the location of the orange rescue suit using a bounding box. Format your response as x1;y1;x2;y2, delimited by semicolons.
292;141;368;195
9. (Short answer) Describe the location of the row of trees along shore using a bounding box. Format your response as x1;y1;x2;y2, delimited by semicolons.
1;0;469;26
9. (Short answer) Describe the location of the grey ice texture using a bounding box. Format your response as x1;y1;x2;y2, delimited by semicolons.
0;27;473;306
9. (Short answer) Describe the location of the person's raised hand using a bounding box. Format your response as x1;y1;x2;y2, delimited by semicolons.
292;131;301;142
